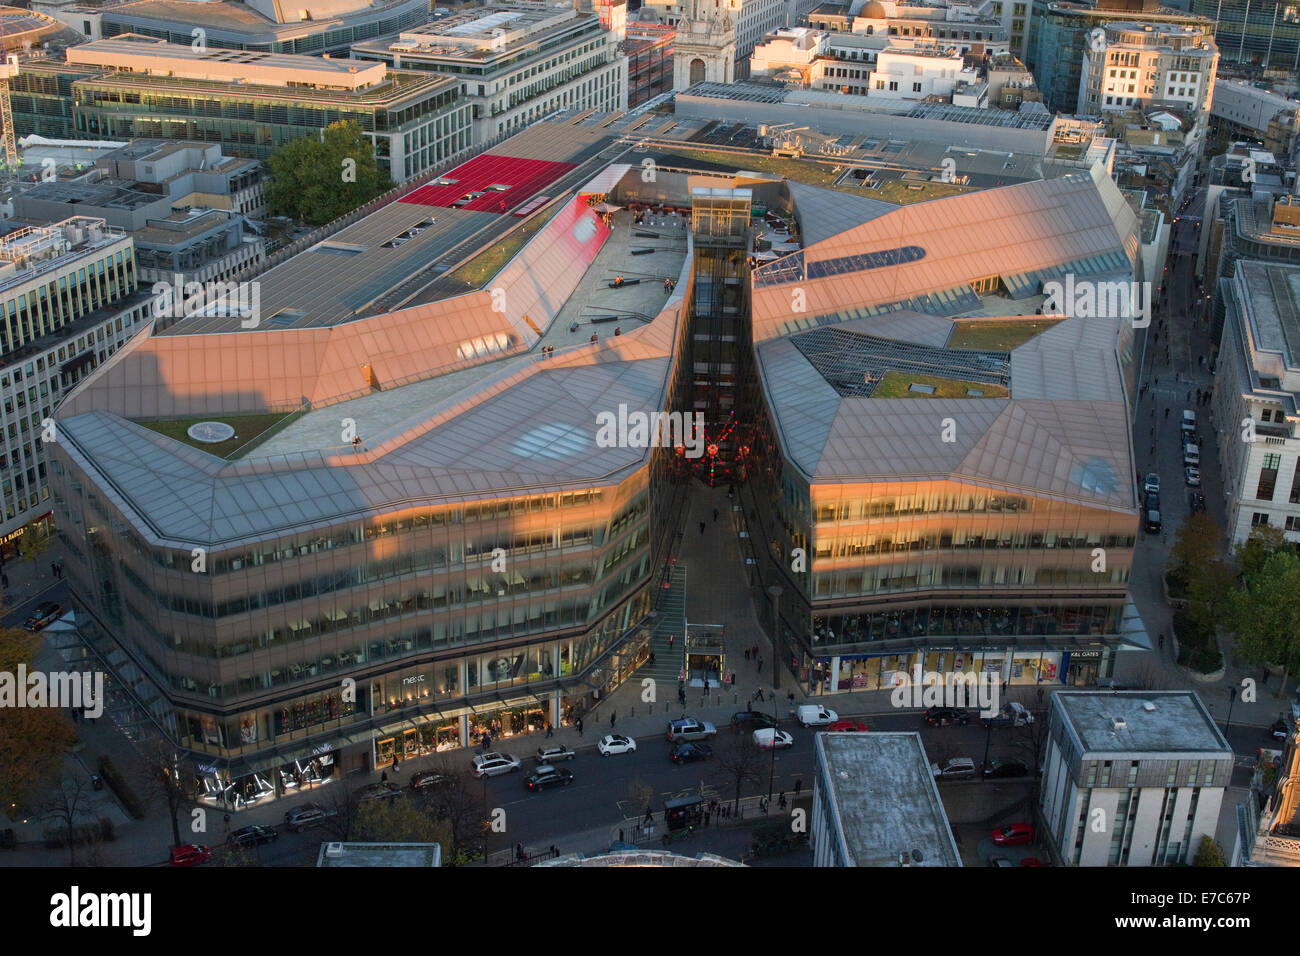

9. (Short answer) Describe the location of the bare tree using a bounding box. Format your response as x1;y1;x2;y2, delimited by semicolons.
714;735;764;815
41;774;93;866
137;739;193;848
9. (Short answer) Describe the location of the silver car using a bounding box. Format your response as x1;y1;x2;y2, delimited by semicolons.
472;752;522;778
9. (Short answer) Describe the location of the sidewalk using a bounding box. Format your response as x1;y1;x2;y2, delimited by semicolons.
0;546;64;613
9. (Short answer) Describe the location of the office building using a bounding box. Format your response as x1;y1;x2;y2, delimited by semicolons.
353;5;627;143
640;0;820;65
1026;0;1214;114
92;0;430;56
1190;0;1300;71
623;22;675;107
10;140;266;287
0;216;152;552
1211;79;1300;157
811;732;962;866
1075;21;1217;118
1210;258;1300;547
25;37;471;183
1039;691;1232;865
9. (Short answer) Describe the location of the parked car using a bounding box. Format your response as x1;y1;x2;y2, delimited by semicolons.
989;856;1016;867
525;765;574;791
923;707;971;727
227;825;278;848
980;702;1034;728
535;744;577;763
598;734;637;756
169;844;213;866
753;728;794;749
1268;718;1290;740
671;742;714;763
284;803;336;833
730;710;780;731
1189;491;1206;514
991;823;1035;846
931;757;976;780
983;759;1029;779
1144;509;1162;534
1183;443;1200;466
1185;465;1201;487
1144;472;1160;495
1181;409;1196;434
24;601;62;632
410;770;452;791
1144;489;1160;513
666;717;717;742
1020;857;1047;867
828;719;869;732
356;782;403;803
471;752;522;778
794;705;838;727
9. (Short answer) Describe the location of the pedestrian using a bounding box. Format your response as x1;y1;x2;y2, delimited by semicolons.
381;770;388;782
576;718;584;737
223;813;231;832
668;634;675;648
713;507;719;521
482;731;491;749
794;779;802;796
703;677;710;693
757;656;763;673
610;711;616;729
545;722;554;738
49;562;56;578
392;755;399;774
779;792;787;809
756;687;765;702
678;687;686;705
760;796;769;814
516;842;525;862
1158;633;1165;649
744;648;750;661
699;520;706;535
752;643;759;659
1165;407;1170;418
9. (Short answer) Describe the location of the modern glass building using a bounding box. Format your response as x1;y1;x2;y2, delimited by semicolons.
1191;0;1300;69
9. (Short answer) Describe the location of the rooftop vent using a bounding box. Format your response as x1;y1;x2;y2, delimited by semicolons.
325;842;344;857
1142;701;1156;712
1111;716;1127;731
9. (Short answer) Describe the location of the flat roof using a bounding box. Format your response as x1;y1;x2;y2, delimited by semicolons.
316;842;441;866
1237;259;1300;372
1053;691;1232;756
817;732;961;867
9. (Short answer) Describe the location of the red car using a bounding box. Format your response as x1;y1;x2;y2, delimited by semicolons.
1019;857;1046;867
828;720;869;732
991;824;1035;847
169;844;213;867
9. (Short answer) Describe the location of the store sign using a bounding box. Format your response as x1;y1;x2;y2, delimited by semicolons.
402;675;426;685
1071;650;1103;659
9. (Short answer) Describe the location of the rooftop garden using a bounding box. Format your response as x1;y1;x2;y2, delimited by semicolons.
430;200;564;296
872;371;1009;399
137;412;297;459
947;318;1060;352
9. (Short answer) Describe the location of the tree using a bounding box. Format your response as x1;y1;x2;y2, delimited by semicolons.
265;122;394;226
1235;525;1290;580
714;735;764;815
1228;549;1300;697
1169;512;1221;573
407;759;487;864
0;619;77;811
354;796;443;844
40;775;94;866
138;738;196;849
1193;834;1226;867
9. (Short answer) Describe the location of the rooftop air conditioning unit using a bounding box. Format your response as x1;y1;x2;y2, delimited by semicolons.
325;842;344;857
1111;716;1127;731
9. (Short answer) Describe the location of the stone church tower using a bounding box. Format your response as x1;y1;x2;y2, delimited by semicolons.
672;0;736;89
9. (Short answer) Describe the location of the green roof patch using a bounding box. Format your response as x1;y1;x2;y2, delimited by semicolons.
874;371;1010;399
136;412;296;459
947;318;1061;352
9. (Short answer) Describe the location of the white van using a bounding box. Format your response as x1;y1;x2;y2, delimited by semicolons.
1183;443;1200;466
795;704;838;727
1181;409;1197;434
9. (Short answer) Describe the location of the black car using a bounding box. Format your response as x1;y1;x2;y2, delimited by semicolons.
730;710;780;731
1144;489;1159;513
410;770;452;791
1189;491;1206;514
923;707;971;727
671;743;714;764
227;824;278;848
983;759;1029;779
1268;718;1290;740
525;765;574;792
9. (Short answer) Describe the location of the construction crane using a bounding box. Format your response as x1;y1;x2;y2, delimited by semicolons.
1;54;18;175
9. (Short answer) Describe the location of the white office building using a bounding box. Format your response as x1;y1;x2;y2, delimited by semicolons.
1040;691;1232;866
1076;21;1218;119
1211;258;1300;547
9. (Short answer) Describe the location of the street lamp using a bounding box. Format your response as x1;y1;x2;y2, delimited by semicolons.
768;691;779;804
767;585;784;692
1225;686;1236;733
